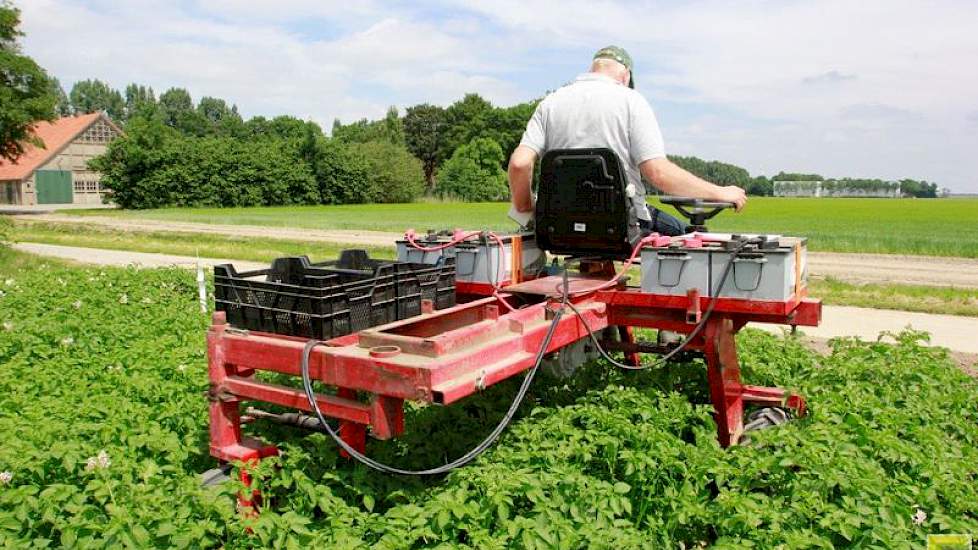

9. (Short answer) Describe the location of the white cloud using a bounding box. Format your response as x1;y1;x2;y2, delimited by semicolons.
448;0;978;190
18;0;521;127
17;0;978;190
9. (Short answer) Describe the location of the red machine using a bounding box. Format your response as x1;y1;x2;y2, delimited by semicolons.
206;206;821;479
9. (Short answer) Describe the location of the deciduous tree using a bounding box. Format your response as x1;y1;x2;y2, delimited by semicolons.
69;79;124;120
0;2;57;161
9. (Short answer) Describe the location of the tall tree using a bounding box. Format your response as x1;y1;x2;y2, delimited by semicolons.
197;96;244;136
69;79;124;120
248;115;321;142
0;2;57;161
490;100;538;166
124;83;156;119
158;87;194;128
49;77;71;116
382;106;404;145
439;93;494;162
197;96;236;124
332;106;404;145
403;103;447;192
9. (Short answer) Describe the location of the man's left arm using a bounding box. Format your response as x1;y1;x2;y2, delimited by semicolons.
508;145;537;212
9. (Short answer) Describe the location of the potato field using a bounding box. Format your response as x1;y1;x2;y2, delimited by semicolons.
1;249;977;548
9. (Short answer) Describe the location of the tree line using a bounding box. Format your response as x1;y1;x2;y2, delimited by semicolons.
81;86;526;208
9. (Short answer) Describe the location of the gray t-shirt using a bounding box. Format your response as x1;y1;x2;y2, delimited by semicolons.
519;72;666;220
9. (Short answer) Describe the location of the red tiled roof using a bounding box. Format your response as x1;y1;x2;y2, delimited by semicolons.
0;113;106;181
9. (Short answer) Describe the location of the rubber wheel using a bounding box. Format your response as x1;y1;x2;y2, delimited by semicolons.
740;407;792;445
200;463;232;488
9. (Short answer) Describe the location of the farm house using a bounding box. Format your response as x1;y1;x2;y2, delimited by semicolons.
0;113;122;206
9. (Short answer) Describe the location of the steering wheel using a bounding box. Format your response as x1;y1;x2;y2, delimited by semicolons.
658;196;735;232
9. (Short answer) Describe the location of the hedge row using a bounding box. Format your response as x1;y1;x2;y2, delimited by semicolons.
92;118;438;209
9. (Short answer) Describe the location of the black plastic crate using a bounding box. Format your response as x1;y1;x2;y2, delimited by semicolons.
274;252;456;320
214;264;396;340
213;251;455;340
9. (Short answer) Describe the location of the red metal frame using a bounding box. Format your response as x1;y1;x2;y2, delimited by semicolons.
208;274;821;468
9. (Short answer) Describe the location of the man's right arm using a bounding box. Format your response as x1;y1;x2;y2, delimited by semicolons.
639;158;747;211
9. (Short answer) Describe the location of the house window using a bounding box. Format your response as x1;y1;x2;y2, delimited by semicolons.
73;178;102;193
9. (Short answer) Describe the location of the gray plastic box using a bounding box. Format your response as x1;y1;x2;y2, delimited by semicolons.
641;237;807;301
639;248;712;296
396;233;541;285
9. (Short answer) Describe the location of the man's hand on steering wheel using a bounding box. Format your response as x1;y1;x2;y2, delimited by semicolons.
718;186;748;212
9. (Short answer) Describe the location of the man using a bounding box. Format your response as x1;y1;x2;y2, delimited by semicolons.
508;46;747;236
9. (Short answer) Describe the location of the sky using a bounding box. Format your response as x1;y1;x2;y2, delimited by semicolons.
17;0;978;192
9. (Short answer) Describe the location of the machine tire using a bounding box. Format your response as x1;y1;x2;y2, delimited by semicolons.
740;407;792;445
200;463;232;488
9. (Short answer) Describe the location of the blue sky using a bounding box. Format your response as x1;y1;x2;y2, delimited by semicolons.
19;0;978;192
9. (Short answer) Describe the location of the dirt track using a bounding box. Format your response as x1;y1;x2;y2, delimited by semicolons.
15;214;978;288
11;241;978;365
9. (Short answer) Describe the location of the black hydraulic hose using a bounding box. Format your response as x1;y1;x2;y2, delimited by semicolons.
298;238;750;473
300;306;565;476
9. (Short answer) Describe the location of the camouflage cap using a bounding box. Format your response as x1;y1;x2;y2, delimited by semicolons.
593;45;634;88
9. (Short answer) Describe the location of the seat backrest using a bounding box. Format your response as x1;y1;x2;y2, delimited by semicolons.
534;148;640;258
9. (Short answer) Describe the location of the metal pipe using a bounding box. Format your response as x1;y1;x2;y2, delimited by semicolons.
244;407;329;433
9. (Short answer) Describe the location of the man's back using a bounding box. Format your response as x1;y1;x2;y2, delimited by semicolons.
508;46;747;235
520;73;666;221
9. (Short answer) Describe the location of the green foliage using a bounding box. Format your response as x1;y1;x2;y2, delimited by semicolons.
669;155;752;188
773;171;824;181
332;107;404;146
349;141;425;203
437;138;510;202
2;257;976;547
197;96;244;136
403;103;448;191
123;83;155;119
307;138;371;204
68;79;124;120
438;94;495;164
247;115;322;142
49;77;71;117
92;122;318;209
899;179;940;198
157;87;214;136
0;2;57;162
748;175;773;196
0;215;12;245
0;263;238;547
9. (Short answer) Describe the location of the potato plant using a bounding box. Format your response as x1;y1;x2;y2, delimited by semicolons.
0;257;976;548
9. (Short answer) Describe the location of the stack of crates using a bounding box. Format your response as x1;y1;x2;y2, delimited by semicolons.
213;250;455;340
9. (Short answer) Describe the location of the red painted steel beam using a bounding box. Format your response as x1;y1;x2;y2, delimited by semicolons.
218;331;429;401
221;376;372;425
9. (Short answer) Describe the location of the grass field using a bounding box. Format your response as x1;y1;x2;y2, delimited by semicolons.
66;197;978;258
13;222;978;317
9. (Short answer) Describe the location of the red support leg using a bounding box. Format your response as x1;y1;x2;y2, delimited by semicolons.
208;313;279;462
336;388;367;457
616;326;642;367
702;318;745;447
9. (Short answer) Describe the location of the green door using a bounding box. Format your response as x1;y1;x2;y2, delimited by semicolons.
35;170;73;204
